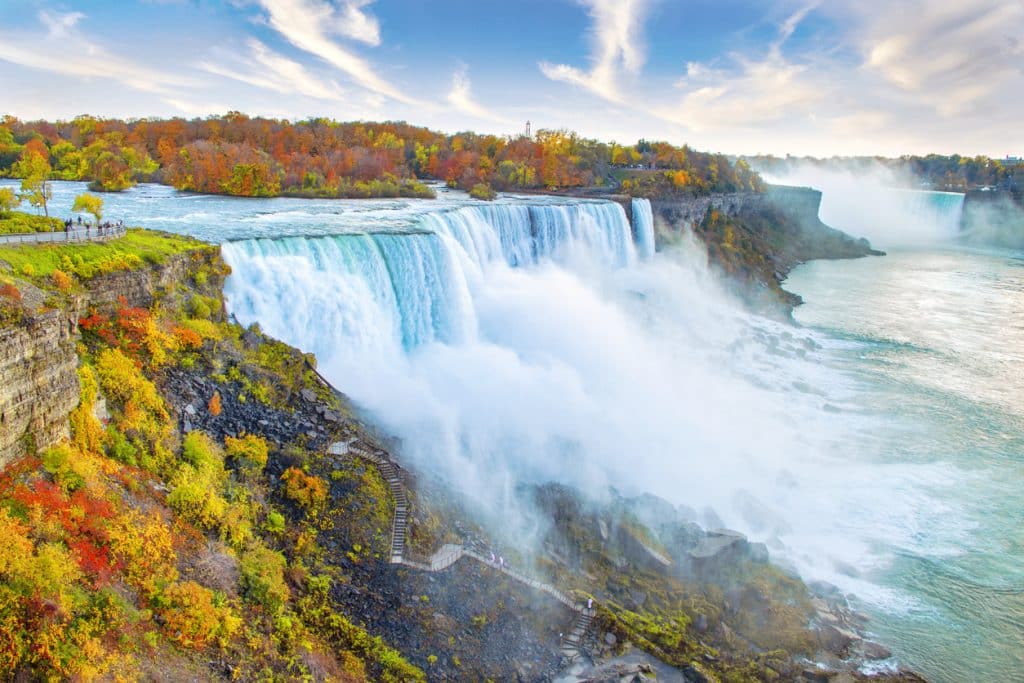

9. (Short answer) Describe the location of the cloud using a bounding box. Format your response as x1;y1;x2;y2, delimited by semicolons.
446;65;511;125
39;9;84;38
843;0;1024;117
254;0;417;104
661;6;826;132
0;10;198;95
336;0;381;46
539;0;648;103
199;38;345;101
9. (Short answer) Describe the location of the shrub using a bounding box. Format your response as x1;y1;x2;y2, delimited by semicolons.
158;581;241;649
239;545;290;613
172;325;203;350
281;467;328;510
469;182;497;200
224;433;269;472
207;391;222;417
108;511;178;598
52;268;73;292
0;282;21;302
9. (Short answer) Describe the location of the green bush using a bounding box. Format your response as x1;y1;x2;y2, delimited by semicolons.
239;544;290;613
469;183;496;201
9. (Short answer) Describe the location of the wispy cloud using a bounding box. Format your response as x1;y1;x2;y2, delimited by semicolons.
446;65;511;125
661;6;825;132
845;0;1024;117
539;0;648;103
0;10;198;95
199;38;345;102
253;0;417;104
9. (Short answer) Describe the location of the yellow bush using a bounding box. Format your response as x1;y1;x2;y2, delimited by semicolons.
52;268;73;292
159;581;241;650
108;510;179;598
94;348;172;470
225;433;269;472
0;509;34;581
70;365;106;457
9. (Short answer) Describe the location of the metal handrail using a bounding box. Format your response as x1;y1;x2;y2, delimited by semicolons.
0;224;127;245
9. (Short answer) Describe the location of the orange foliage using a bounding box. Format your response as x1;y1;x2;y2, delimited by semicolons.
173;325;203;350
51;269;73;292
0;283;21;302
281;467;328;510
207;391;222;417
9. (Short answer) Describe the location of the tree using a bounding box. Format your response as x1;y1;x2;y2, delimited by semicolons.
12;150;52;217
72;193;103;223
0;187;19;216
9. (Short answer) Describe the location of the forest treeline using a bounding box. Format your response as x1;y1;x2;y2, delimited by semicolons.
747;154;1023;194
0;113;764;200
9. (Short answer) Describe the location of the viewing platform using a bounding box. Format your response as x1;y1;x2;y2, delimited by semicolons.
0;224;126;245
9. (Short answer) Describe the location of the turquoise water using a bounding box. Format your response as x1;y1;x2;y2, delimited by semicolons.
9;180;1023;681
786;248;1024;682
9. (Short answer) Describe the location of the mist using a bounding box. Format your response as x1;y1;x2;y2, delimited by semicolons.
760;163;966;249
221;199;948;602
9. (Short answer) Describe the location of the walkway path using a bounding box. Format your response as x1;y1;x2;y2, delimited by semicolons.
0;224;126;245
328;438;598;663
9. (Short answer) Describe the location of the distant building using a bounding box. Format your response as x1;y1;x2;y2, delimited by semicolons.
1005;156;1022;166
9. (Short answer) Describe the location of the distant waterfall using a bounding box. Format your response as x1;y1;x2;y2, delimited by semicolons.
813;186;966;247
632;198;655;260
223;199;638;355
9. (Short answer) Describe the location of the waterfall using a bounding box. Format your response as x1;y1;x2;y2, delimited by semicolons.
632;198;656;260
224;199;638;355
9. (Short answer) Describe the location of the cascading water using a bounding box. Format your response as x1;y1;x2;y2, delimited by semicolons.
759;167;966;247
221;192;934;603
226;201;639;355
632;198;656;259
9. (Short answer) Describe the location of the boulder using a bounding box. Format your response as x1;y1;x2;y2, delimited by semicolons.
862;641;892;660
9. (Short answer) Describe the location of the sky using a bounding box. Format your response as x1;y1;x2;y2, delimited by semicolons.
0;0;1022;157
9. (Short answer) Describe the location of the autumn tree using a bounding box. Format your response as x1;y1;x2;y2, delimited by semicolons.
72;193;103;223
11;149;52;217
0;187;19;216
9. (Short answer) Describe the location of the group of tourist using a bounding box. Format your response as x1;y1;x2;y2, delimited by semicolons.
62;216;124;236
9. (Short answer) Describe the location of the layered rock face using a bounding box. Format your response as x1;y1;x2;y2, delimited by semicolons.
0;249;221;468
0;308;80;465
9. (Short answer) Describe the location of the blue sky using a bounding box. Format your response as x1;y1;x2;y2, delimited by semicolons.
0;0;1021;156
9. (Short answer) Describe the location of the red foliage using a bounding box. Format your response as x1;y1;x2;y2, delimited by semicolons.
12;479;118;583
79;302;156;356
0;283;22;302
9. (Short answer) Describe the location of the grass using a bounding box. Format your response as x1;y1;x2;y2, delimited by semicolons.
0;228;212;280
0;211;63;234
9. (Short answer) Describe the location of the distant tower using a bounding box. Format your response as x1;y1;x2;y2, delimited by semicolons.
525;120;531;138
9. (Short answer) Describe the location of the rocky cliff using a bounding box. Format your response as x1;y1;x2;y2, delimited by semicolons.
0;247;222;468
651;185;882;315
0;307;79;465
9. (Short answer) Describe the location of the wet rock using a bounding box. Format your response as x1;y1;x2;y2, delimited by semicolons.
819;623;859;655
688;529;748;575
862;640;892;660
604;631;617;646
300;388;316;402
